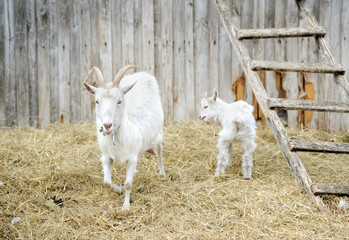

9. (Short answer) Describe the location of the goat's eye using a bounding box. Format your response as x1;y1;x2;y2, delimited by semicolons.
95;100;99;104
204;106;208;109
117;100;122;105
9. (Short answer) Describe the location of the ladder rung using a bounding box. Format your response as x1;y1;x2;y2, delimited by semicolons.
268;98;349;113
311;183;349;196
250;60;345;75
289;140;349;153
237;27;326;40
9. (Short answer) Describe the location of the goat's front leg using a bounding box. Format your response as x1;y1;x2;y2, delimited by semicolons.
101;155;122;193
122;156;138;211
157;143;165;175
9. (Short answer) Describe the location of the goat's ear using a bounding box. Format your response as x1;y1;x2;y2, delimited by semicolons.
121;82;137;95
83;82;97;95
213;88;218;101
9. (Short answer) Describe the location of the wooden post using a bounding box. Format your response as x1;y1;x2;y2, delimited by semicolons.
71;0;81;122
58;0;71;123
14;0;29;126
185;0;195;120
37;0;51;128
0;0;6;126
173;0;186;121
80;0;92;122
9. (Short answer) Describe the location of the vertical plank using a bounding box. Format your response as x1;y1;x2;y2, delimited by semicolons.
134;0;143;70
36;0;50;128
71;0;81;122
90;0;100;90
154;0;161;111
4;0;16;127
49;0;58;123
218;0;232;102
209;0;219;94
58;0;71;123
265;0;277;98
298;0;309;127
304;0;319;129
159;0;173;122
252;0;264;60
231;0;241;102
14;0;29;126
99;0;112;82
173;0;186;121
80;0;93;122
122;0;135;67
185;0;195;120
328;0;341;132
252;0;265;122
111;0;122;76
341;0;349;129
194;0;209;114
0;0;6;126
240;0;253;105
274;0;287;123
318;0;331;131
284;0;299;128
142;0;155;75
27;0;38;127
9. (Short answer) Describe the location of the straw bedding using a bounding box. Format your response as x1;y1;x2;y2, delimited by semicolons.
0;121;348;239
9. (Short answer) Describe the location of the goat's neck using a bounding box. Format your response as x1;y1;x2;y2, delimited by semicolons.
116;109;131;140
215;98;230;126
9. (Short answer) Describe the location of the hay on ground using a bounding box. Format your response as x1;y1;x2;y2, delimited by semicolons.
0;121;348;239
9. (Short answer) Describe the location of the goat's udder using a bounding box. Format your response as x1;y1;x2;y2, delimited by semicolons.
146;148;156;155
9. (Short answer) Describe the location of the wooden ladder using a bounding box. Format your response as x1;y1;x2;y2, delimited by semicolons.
215;0;349;212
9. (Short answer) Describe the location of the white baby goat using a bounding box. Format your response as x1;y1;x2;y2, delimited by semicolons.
199;89;257;179
83;65;165;211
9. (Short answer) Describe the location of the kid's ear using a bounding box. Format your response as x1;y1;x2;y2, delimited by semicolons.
83;82;97;95
213;88;218;101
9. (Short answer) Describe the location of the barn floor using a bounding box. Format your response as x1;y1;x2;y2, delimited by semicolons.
0;121;348;239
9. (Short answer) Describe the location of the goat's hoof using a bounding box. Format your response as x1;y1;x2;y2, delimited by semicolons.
122;204;131;211
111;184;123;193
159;169;166;176
105;182;123;193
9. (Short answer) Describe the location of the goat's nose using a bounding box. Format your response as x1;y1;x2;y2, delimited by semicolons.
104;123;112;130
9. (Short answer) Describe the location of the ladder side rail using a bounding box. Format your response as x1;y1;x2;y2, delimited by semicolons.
215;0;327;212
297;0;349;99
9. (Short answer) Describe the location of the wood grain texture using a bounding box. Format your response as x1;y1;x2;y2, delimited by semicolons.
289;140;349;153
0;0;6;126
37;0;50;128
311;183;349;196
237;27;326;40
251;60;345;74
268;98;349;113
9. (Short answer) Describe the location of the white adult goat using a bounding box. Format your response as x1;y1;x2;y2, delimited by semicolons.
199;89;257;179
83;65;165;211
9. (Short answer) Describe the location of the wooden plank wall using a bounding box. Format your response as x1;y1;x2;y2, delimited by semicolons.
0;0;348;131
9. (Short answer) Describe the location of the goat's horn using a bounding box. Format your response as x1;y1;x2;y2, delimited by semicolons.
112;65;137;88
203;92;208;99
89;67;105;88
